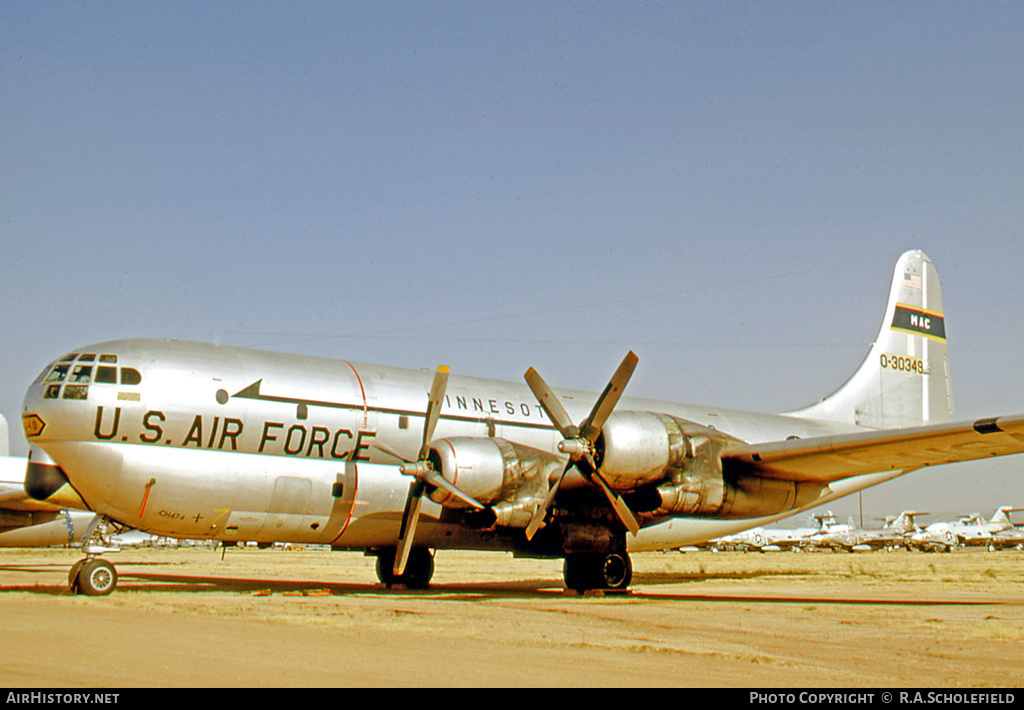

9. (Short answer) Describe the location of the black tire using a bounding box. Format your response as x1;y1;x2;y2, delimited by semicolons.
375;547;434;589
563;552;633;592
401;548;434;589
375;548;399;586
563;555;593;592
77;558;117;596
68;559;85;591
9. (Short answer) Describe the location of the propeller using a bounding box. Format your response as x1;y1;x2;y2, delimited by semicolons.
374;365;484;576
523;351;640;540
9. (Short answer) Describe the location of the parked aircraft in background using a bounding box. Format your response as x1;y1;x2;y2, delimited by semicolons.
813;510;927;552
19;250;1024;595
909;507;1023;552
711;511;850;552
0;413;99;548
990;511;1024;550
802;512;855;548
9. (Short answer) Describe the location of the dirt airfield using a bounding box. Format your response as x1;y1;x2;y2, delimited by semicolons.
1;545;1023;688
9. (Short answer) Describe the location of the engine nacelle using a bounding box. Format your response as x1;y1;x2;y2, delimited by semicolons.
596;411;689;489
427;437;557;510
596;411;823;519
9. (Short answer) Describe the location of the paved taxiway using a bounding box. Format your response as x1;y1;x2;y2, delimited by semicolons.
1;546;1023;687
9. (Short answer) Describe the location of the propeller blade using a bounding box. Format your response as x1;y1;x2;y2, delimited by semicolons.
418;365;450;461
394;479;426;575
525;464;570;540
423;470;485;510
372;441;414;464
524;367;579;439
578;351;638;443
591;470;640;536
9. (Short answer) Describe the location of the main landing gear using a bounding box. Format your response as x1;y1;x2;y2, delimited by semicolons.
373;547;435;589
371;546;633;593
563;551;633;593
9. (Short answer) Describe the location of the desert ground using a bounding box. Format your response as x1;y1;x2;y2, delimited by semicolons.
1;545;1023;688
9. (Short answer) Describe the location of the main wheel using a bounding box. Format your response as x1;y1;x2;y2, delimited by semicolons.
77;558;117;596
375;547;434;589
563;552;632;592
599;552;632;590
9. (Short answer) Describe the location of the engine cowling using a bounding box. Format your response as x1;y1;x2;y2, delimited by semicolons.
595;411;689;489
595;411;824;519
427;437;509;506
427;437;559;511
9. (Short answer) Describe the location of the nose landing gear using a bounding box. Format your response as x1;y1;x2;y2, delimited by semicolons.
67;517;120;596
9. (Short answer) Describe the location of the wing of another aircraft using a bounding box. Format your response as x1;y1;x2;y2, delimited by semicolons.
0;414;100;547
723;414;1024;483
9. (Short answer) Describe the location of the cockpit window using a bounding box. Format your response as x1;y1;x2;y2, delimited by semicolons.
95;366;118;384
63;385;88;400
44;364;70;383
70;363;142;387
35;352;138;397
70;365;92;383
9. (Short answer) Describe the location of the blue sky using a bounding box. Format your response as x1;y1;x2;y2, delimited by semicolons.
2;1;1023;519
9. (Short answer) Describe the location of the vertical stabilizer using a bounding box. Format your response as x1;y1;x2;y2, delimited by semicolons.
990;507;1024;525
788;250;954;429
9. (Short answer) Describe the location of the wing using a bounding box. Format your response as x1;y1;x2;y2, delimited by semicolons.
0;487;31;506
0;456;64;513
722;415;1024;483
0;483;67;512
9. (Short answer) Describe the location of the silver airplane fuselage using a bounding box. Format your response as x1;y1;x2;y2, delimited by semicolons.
22;338;872;554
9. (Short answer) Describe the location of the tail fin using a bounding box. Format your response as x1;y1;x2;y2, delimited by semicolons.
990;507;1024;525
891;511;929;531
788;250;954;429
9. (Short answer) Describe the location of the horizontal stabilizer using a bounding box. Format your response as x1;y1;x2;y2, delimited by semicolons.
723;414;1024;483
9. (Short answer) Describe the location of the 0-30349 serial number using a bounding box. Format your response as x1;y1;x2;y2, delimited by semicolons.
880;353;926;374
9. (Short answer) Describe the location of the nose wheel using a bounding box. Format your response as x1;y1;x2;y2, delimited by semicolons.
69;557;118;596
66;516;120;596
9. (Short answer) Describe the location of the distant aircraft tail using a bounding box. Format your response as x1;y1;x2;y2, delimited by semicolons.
788;250;955;429
990;507;1024;525
890;510;928;532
